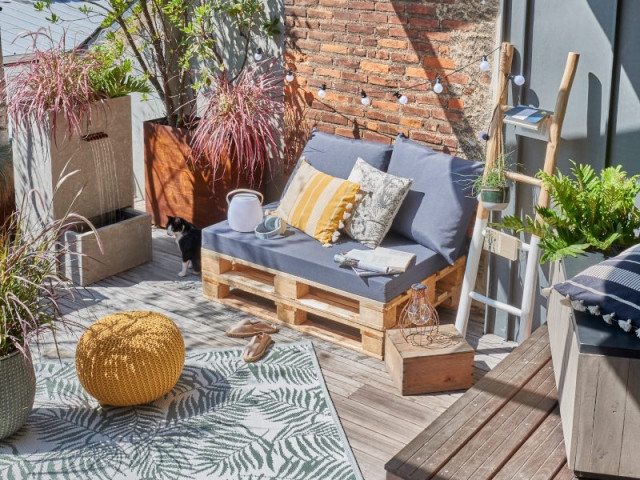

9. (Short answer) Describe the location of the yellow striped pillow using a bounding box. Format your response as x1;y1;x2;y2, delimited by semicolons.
275;159;360;245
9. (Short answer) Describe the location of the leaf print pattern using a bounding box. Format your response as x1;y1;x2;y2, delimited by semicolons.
344;158;413;248
0;342;362;480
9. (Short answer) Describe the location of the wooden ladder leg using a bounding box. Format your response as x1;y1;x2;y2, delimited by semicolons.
455;215;488;336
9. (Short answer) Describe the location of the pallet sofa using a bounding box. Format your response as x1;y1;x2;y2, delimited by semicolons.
201;132;482;359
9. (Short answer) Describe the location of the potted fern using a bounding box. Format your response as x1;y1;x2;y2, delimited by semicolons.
498;161;640;263
0;192;97;439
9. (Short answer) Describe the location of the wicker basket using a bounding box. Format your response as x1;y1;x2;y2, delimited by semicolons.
0;349;36;440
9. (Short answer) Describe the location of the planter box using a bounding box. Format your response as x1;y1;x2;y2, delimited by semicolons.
13;96;134;226
548;260;640;479
63;208;152;286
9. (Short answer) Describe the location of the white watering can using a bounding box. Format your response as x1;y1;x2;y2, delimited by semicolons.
226;189;264;232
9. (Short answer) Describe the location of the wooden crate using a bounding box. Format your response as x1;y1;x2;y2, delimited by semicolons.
384;324;474;395
201;250;465;359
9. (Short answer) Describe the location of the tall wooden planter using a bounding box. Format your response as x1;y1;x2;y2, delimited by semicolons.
144;120;258;229
548;259;640;479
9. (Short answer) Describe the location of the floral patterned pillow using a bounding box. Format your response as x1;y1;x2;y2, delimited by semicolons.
343;158;413;249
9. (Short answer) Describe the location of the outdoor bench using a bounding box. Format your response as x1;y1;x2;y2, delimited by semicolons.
201;131;482;359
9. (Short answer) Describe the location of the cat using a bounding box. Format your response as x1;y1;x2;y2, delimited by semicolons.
166;216;202;277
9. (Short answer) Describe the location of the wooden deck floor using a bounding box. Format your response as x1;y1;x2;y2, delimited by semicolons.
386;324;577;480
37;228;518;480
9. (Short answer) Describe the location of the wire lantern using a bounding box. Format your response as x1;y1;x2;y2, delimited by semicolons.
398;283;452;348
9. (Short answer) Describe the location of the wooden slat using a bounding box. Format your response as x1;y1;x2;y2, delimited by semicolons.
386;324;551;478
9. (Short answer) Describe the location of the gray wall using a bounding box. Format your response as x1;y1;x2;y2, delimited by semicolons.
491;0;638;339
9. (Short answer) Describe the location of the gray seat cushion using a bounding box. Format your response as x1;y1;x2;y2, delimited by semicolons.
388;134;483;264
202;215;448;304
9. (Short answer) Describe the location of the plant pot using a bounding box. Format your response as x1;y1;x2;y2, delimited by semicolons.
0;349;36;440
12;96;134;228
144;119;262;229
480;185;510;211
548;257;640;479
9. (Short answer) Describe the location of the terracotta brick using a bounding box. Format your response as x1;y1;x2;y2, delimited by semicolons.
348;24;375;34
442;19;474;31
423;56;455;70
321;44;348;54
444;137;458;148
335;57;360;68
285;6;307;16
285;51;307;63
367;121;379;131
335;127;358;138
324;91;351;103
308;31;334;42
288;30;308;39
320;22;347;32
315;67;341;78
446;73;470;85
389;27;421;38
374;100;400;112
439;45;450;56
400;117;423;128
391;51;420;63
438;124;452;134
424;121;439;132
363;131;392;143
376;3;396;12
406;67;429;78
322;0;347;6
360;60;390;74
334;11;360;21
411;17;440;28
412;42;437;53
366;110;388;121
308;9;333;19
334;104;365;117
319;112;350;125
349;0;374;10
414;94;445;106
295;64;314;75
401;105;431;118
380;123;406;136
420;31;451;42
342;72;368;83
368;76;398;87
375;51;390;60
378;38;408;49
387;14;409;25
334;34;361;44
362;37;377;47
448;98;464;110
406;4;437;15
332;81;360;94
360;12;387;23
412;131;443;144
293;40;321;51
306;54;333;65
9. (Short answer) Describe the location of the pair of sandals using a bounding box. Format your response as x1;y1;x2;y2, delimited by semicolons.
225;318;278;362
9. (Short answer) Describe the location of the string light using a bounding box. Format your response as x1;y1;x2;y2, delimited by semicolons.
317;83;327;99
285;69;295;83
433;75;444;94
479;55;490;72
394;92;408;105
254;48;263;61
360;90;371;106
508;73;526;86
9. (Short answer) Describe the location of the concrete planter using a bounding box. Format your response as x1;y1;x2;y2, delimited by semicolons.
548;258;640;479
12;96;152;285
63;208;152;286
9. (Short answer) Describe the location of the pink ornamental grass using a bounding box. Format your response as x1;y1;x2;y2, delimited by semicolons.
5;32;102;138
189;61;285;188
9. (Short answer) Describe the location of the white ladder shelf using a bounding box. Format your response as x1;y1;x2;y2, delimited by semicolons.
455;43;579;343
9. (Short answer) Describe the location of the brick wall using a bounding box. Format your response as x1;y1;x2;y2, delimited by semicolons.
283;0;500;162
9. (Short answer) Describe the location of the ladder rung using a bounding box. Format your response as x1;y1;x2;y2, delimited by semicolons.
469;291;523;317
504;171;542;187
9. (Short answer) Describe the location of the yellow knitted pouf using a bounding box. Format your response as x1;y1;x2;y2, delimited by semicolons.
76;311;185;406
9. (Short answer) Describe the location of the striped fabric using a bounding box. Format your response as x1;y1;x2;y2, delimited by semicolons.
275;159;360;245
553;244;640;338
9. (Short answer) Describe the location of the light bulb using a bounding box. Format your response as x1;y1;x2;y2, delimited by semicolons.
317;83;327;99
360;90;370;106
285;69;294;83
433;76;444;94
478;130;489;141
394;92;408;104
509;73;526;86
254;48;263;61
479;55;490;72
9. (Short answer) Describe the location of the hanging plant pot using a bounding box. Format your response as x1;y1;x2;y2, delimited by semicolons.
480;185;510;211
0;348;36;440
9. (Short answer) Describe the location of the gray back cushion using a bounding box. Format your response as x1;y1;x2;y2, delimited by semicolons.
297;129;394;178
388;134;483;264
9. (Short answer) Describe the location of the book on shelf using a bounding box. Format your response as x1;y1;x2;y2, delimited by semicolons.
503;105;552;131
333;247;416;276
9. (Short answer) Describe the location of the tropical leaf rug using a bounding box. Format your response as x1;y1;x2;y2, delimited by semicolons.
0;341;363;480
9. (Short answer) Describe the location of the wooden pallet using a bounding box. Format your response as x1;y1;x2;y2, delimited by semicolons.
201;249;465;359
